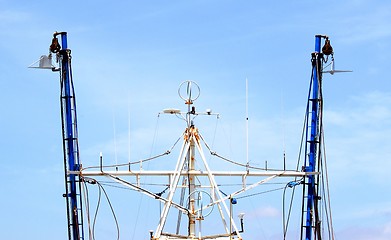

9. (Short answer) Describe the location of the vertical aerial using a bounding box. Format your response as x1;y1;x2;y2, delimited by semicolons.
50;32;84;240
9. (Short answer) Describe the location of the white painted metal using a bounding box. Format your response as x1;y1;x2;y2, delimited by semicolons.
192;131;239;236
72;170;315;177
154;139;192;238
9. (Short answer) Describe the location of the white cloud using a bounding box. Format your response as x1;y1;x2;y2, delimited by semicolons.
384;221;391;235
336;222;391;240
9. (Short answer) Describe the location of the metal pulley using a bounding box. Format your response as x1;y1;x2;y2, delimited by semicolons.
50;35;61;53
322;38;333;55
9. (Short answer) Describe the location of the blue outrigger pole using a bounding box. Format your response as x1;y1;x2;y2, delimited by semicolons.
301;34;333;240
50;32;84;240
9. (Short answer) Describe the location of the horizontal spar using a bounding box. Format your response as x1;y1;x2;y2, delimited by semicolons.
69;170;318;177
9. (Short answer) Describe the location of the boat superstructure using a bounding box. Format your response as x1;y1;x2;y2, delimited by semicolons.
75;80;316;240
31;32;347;240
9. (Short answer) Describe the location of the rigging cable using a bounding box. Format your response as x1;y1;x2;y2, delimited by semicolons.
100;182;138;191
90;179;120;240
199;132;285;171
317;68;326;239
282;179;303;239
65;50;84;240
281;101;310;238
82;178;93;240
235;186;285;199
299;59;318;240
283;62;316;239
104;173;189;213
150;113;161;157
81;133;184;171
92;180;101;240
314;52;331;239
320;124;335;239
81;151;169;171
317;59;334;239
131;113;160;239
207;112;220;165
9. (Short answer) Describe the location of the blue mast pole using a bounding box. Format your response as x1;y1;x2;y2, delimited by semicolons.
54;32;84;240
304;35;322;240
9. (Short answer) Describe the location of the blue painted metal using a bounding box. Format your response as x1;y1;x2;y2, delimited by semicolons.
303;35;323;240
57;32;84;240
287;181;301;188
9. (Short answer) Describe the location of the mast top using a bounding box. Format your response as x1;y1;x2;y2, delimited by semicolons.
178;80;200;105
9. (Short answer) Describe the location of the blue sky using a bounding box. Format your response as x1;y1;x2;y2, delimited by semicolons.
1;0;391;239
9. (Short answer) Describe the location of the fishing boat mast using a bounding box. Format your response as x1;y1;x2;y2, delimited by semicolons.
300;35;334;240
152;81;244;239
31;32;342;240
35;32;85;240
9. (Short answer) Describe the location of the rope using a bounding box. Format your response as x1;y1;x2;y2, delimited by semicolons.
321;126;335;240
82;180;93;240
299;60;317;239
83;178;120;240
81;134;184;171
98;181;120;240
282;179;303;239
236;186;285;200
92;180;101;240
199;132;282;171
81;151;170;171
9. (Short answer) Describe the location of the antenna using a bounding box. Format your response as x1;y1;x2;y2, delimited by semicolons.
245;78;249;169
281;86;286;170
113;110;118;171
128;95;131;170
